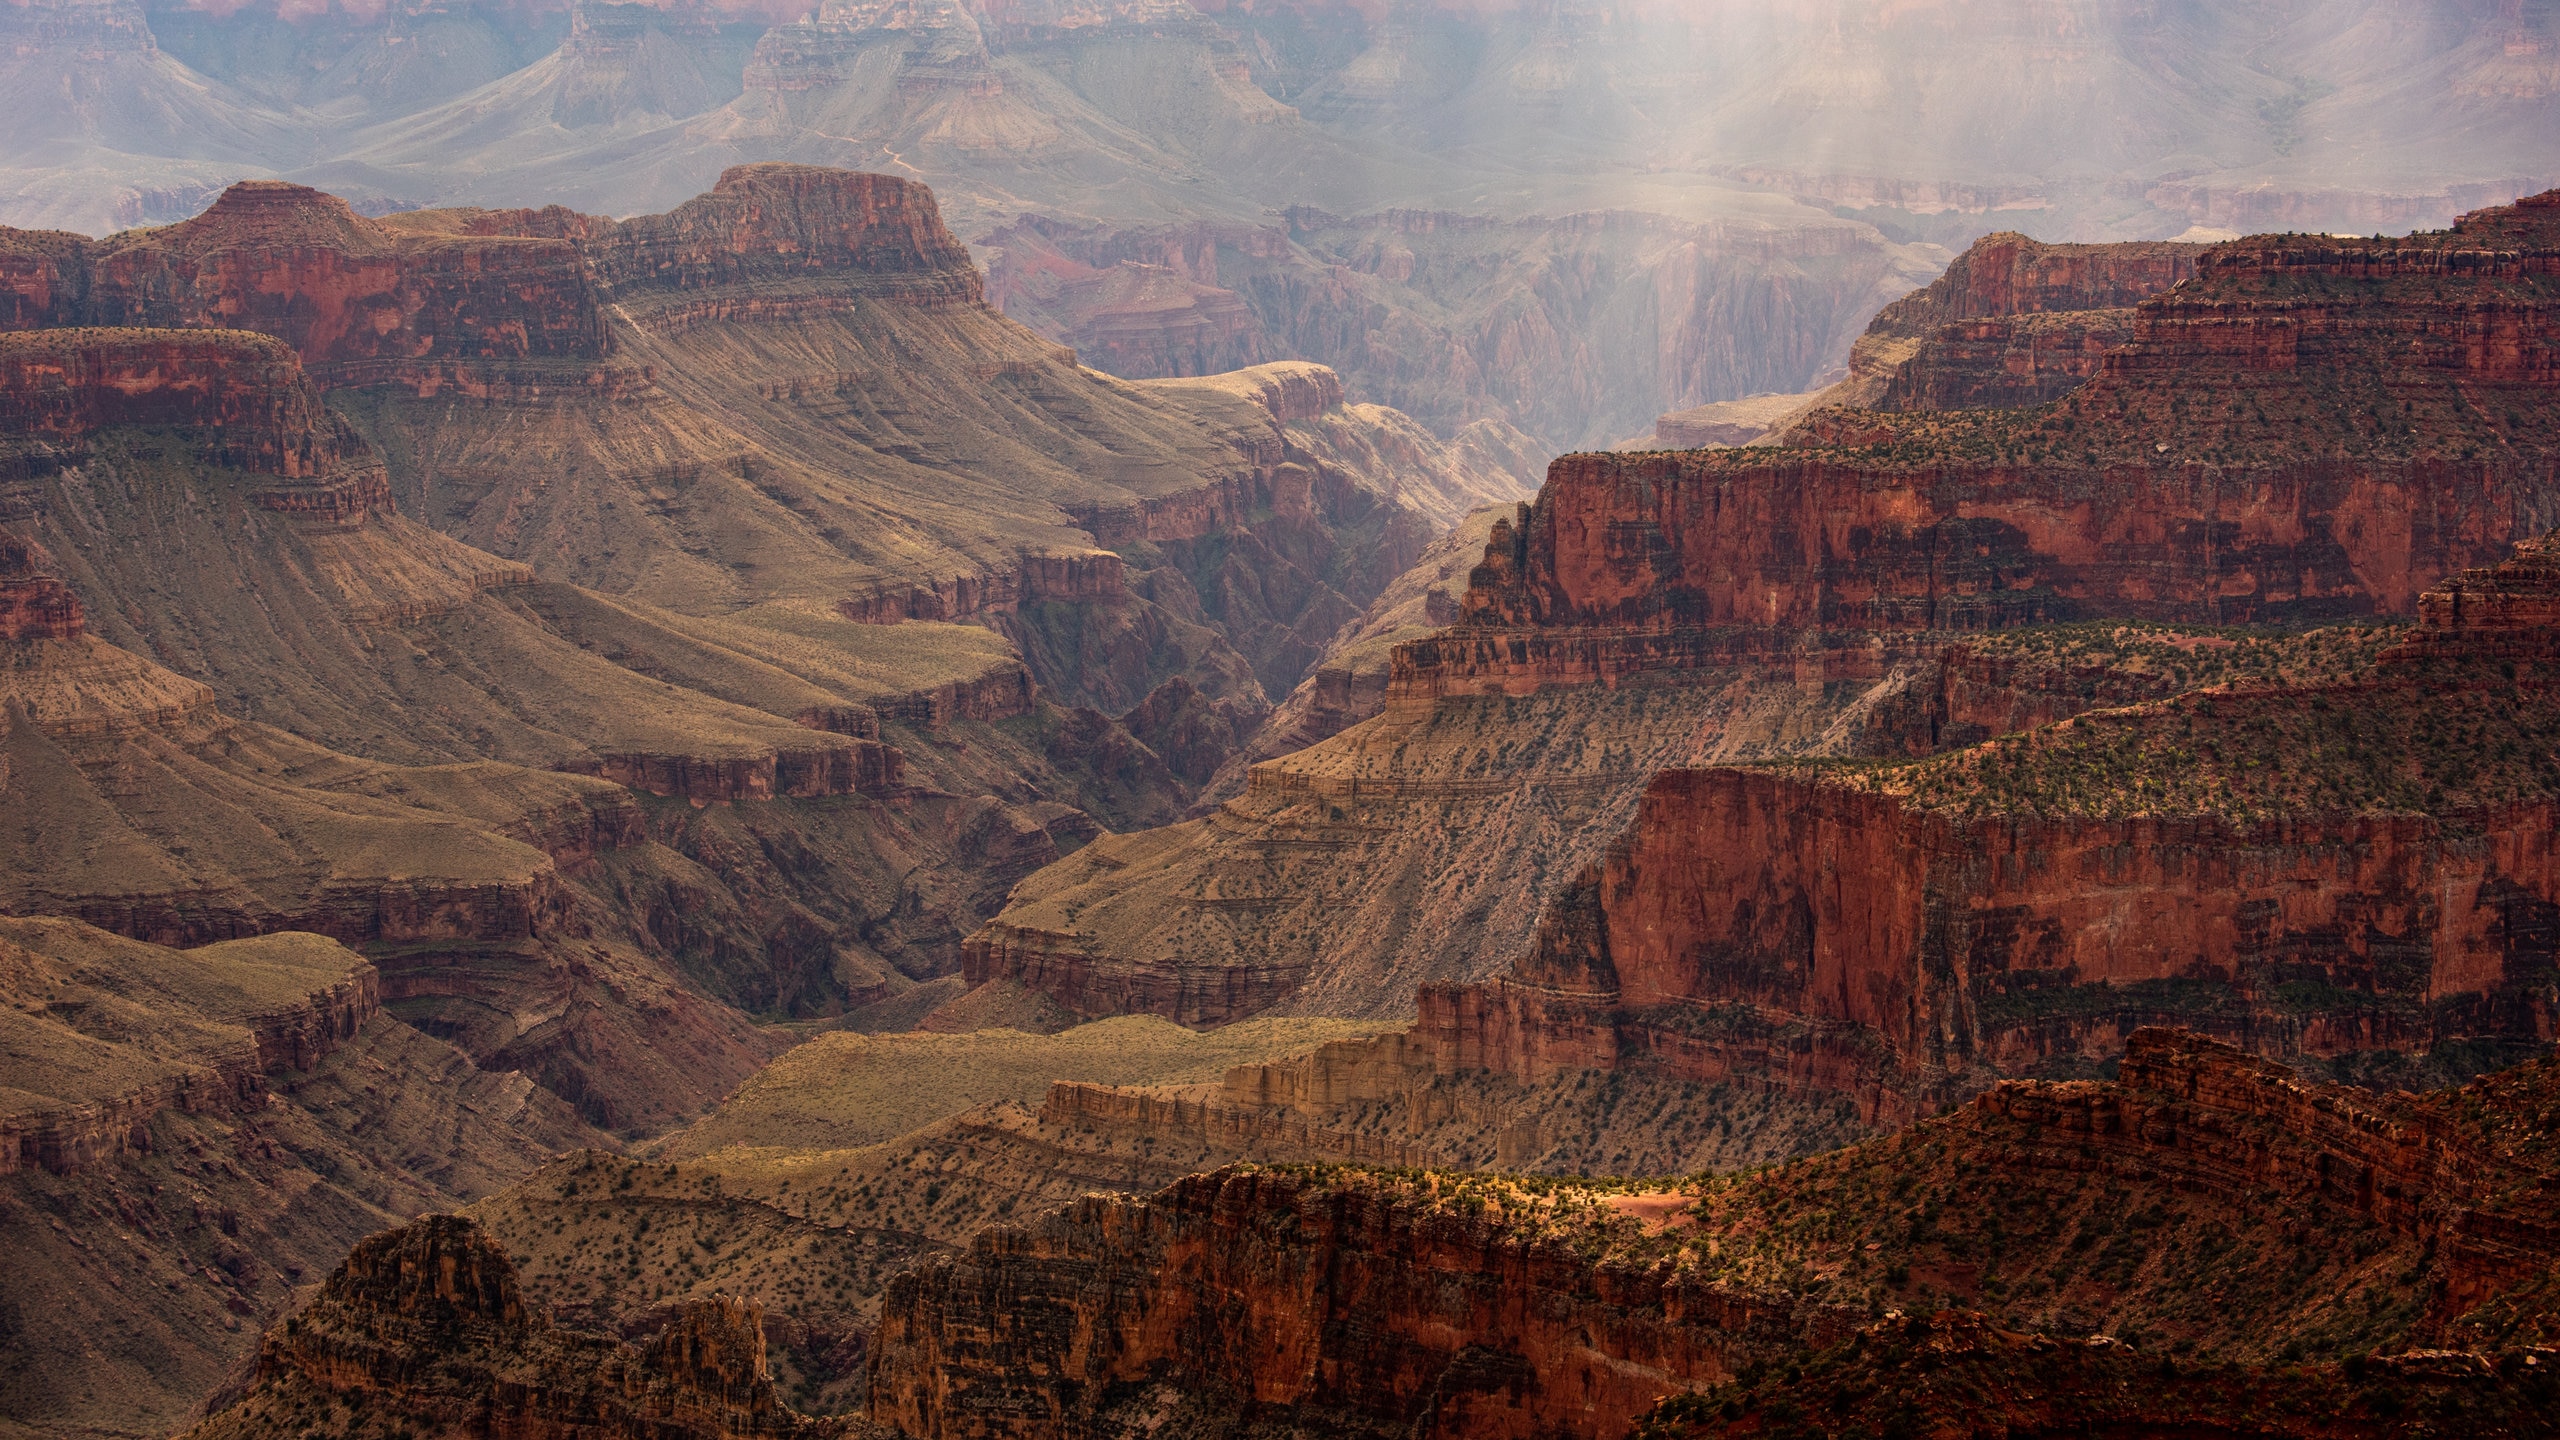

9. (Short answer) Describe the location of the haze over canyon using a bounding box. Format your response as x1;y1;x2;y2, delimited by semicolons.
0;4;2556;1440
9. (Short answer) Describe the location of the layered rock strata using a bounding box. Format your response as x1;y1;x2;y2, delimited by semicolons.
0;916;606;1438
1494;197;2556;658
870;1167;1815;1440
0;165;976;388
867;1030;2560;1440
971;195;2560;1096
0;919;378;1177
1369;529;2560;1126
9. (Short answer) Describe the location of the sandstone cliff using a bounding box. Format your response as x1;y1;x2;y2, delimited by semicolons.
0;166;970;381
968;196;2560;1159
867;1029;2560;1440
1344;523;2560;1137
1500;196;2556;651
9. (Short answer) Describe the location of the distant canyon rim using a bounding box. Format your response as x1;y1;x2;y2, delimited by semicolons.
1;5;2559;1439
2;0;2553;448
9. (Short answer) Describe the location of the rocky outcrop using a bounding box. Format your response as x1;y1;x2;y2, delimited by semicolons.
961;922;1307;1026
1461;194;2560;651
1874;309;2143;411
565;163;982;304
0;528;80;640
868;1167;1818;1440
1862;231;2204;334
0;915;609;1439
1391;531;2560;1123
0;327;369;479
869;1030;2560;1440
187;1214;840;1440
74;181;609;374
0;165;980;394
1456;446;2529;637
569;739;903;802
1997;1028;2560;1313
837;552;1129;625
0;921;380;1177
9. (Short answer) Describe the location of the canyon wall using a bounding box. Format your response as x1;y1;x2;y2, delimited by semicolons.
869;1027;2560;1440
1360;514;2560;1127
0;929;381;1178
0;326;368;478
1862;232;2205;334
186;1214;838;1440
869;1167;1814;1440
1454;193;2560;656
0;164;980;391
1458;447;2541;636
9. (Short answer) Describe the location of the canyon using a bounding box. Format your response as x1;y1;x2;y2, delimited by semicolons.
0;916;605;1438
7;22;2560;1434
969;192;2560;1088
0;160;1535;1437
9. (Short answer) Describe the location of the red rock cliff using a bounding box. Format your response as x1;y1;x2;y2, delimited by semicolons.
78;182;611;375
1865;231;2205;333
868;1167;1819;1440
1407;534;2560;1121
454;162;984;305
871;1030;2560;1440
0;164;984;389
1448;193;2560;664
0;327;366;479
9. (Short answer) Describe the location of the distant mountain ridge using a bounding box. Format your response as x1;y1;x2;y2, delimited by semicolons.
4;0;2548;447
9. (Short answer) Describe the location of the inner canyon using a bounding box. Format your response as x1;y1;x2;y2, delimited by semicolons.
1;5;2558;1439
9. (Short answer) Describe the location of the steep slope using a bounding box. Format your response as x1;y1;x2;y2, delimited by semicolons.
0;324;806;1130
0;169;1532;1045
1276;436;2560;1142
0;916;605;1440
181;1214;842;1440
1447;530;2560;1121
970;194;2560;1041
867;1029;2560;1440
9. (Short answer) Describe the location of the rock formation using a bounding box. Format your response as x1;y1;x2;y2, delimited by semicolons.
969;193;2560;1147
0;916;603;1436
1398;524;2560;1123
0;162;1562;1433
867;1029;2560;1439
1550;201;2554;642
184;1214;842;1439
